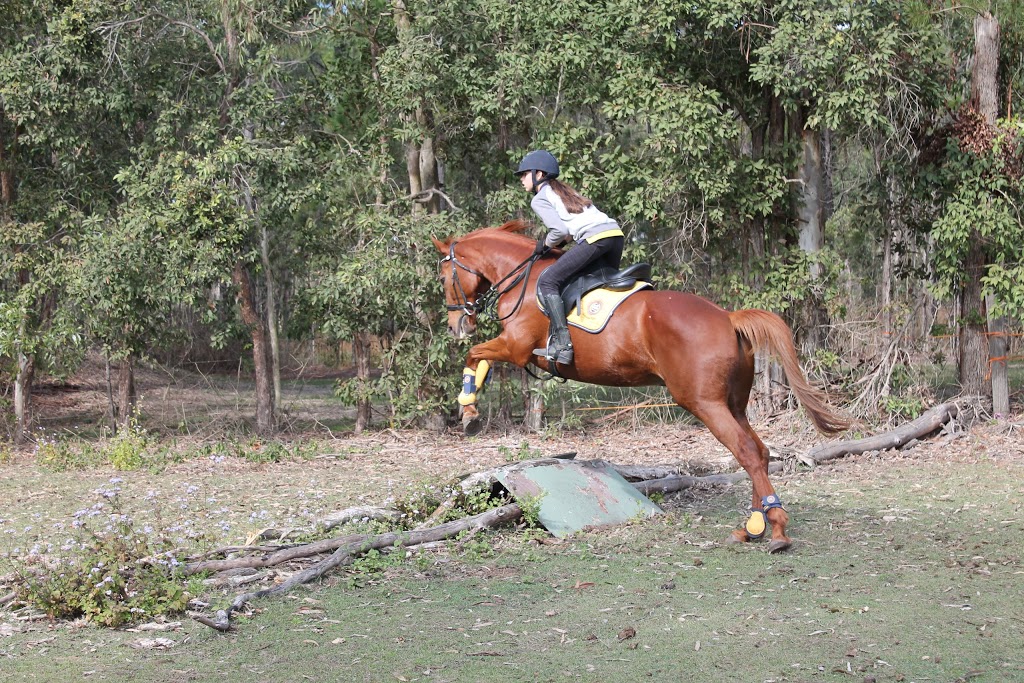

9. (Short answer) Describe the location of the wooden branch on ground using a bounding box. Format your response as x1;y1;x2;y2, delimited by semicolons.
194;503;522;631
613;464;695;481
632;462;785;495
185;507;404;574
1;591;16;607
251;507;405;541
800;401;959;467
183;531;369;576
320;506;402;531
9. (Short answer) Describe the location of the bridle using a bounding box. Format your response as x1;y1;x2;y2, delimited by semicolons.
441;241;541;324
441;239;564;382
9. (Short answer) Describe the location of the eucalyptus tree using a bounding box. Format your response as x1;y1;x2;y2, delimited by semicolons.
0;0;138;442
99;0;335;434
928;3;1023;413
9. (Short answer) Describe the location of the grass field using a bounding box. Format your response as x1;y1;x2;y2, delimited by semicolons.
2;423;1023;683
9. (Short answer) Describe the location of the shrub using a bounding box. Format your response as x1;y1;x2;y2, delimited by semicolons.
11;488;190;627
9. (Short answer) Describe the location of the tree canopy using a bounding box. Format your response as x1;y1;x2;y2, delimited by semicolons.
2;0;1021;440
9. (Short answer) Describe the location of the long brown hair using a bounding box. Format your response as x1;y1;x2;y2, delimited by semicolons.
546;178;593;214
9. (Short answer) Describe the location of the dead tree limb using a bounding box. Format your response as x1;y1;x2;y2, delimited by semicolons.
320;506;402;531
800;401;959;467
632;462;785;495
183;532;370;575
613;464;694;481
195;503;522;631
251;507;404;541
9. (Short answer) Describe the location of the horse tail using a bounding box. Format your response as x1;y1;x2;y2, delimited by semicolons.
729;309;850;435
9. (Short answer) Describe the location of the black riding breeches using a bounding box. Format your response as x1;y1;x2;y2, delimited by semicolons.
536;236;624;298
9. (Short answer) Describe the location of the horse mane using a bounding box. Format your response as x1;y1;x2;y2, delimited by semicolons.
462;219;534;245
496;219;530;234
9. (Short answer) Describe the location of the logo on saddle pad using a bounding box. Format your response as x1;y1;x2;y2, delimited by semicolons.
539;281;652;333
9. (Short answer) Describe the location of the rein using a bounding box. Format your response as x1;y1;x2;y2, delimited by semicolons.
443;241;539;323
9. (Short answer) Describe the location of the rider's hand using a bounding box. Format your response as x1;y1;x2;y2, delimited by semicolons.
534;239;547;256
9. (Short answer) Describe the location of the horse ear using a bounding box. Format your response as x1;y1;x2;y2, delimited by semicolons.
430;236;450;254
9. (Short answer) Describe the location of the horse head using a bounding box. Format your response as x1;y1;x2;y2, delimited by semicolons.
432;220;535;339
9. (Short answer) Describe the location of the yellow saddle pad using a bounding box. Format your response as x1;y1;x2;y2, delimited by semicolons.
540;282;652;334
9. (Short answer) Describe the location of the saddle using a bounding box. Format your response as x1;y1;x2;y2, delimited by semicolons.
560;263;652;316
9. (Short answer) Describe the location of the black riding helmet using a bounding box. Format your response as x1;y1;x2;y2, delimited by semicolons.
516;150;560;179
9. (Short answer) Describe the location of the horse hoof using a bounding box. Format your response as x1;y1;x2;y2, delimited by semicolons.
725;529;748;545
463;416;483;436
767;539;792;553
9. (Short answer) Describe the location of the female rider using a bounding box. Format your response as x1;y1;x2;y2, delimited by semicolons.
516;150;624;365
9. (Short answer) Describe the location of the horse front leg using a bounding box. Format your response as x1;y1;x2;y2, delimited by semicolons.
457;336;517;436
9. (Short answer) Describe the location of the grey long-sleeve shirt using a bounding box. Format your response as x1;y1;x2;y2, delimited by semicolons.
532;183;621;248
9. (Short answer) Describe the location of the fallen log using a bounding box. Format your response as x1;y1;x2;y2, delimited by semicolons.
320;506;403;531
633;461;785;495
800;401;959;467
183;531;369;576
614;464;689;481
194;503;523;631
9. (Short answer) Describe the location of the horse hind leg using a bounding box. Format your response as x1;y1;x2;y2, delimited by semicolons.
691;404;792;553
738;417;791;552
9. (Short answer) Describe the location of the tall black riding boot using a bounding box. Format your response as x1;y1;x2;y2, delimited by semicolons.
533;294;574;365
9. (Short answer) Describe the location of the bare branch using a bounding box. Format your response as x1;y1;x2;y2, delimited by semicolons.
96;12;226;74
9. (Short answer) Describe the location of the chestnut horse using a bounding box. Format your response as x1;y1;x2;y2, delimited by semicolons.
432;220;848;551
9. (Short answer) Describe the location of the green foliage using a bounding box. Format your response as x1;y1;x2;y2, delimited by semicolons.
516;493;546;529
455;530;496;561
930;126;1024;319
3;0;1022;434
881;395;924;420
306;212;468;425
11;495;189;627
498;440;542;463
735;0;945;134
107;421;148;471
391;479;507;527
716;247;844;315
349;545;406;579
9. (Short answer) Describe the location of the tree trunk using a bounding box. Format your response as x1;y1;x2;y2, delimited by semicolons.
233;262;276;434
417;111;440;214
105;354;118;433
260;222;282;407
971;13;1000;122
796;125;829;354
958;242;988;396
741;101;777;420
13;351;34;444
0;105;15;206
960;11;1003;404
117;355;136;428
352;331;372;433
880;224;893;337
404;135;422;212
986;294;1009;415
525;382;544;433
